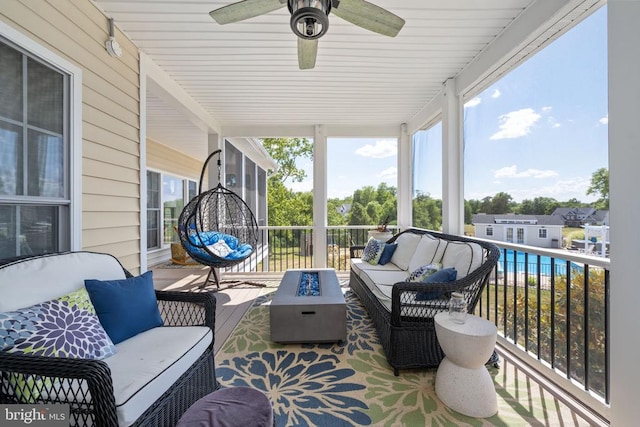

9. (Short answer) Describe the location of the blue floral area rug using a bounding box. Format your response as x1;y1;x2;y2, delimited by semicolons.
216;290;590;427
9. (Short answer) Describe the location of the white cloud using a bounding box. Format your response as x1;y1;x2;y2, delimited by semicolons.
490;108;541;140
494;165;559;179
377;167;397;181
541;106;553;112
599;115;608;125
355;139;397;158
465;97;482;108
491;89;501;99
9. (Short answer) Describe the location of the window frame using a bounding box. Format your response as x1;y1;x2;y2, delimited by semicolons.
539;228;548;239
145;167;198;252
0;24;82;256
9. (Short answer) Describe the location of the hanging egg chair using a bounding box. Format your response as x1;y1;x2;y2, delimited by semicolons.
178;149;264;290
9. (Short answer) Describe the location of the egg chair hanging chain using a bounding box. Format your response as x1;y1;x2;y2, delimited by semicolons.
198;149;224;193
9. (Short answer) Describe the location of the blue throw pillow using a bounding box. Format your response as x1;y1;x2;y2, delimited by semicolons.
378;243;397;265
416;268;457;301
85;271;163;344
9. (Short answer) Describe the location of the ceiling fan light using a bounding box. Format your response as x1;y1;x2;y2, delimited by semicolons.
289;0;330;39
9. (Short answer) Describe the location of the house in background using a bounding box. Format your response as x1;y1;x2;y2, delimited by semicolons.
473;214;565;248
551;207;609;227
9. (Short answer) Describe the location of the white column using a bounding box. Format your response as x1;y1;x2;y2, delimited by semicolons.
139;53;148;272
207;133;222;191
397;123;412;230
609;1;640;425
441;78;464;235
313;125;328;268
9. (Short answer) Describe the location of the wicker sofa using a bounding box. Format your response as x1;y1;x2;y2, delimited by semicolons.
349;228;500;375
0;251;217;426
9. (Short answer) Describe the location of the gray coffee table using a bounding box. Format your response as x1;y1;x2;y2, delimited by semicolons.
270;268;346;343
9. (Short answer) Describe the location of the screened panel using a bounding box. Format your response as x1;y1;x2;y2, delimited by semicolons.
27;58;64;134
27;130;63;198
0;122;23;196
0;41;23;122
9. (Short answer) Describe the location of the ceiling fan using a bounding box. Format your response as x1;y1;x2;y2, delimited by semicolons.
209;0;405;70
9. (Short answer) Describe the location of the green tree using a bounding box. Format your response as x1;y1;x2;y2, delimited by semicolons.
327;198;348;226
491;192;515;214
262;138;313;183
365;201;382;225
262;138;314;227
348;202;370;225
412;191;442;230
587;167;609;210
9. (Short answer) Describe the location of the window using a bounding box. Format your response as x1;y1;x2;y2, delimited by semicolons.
517;228;525;244
146;172;196;250
486;227;493;236
0;39;70;259
147;171;161;249
162;175;184;244
539;228;547;238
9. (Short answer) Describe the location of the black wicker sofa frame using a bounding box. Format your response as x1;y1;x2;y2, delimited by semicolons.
0;251;217;427
349;228;500;375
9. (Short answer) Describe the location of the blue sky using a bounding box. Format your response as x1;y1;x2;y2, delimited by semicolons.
285;7;608;203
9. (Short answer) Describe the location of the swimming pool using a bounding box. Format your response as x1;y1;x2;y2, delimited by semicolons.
497;249;579;276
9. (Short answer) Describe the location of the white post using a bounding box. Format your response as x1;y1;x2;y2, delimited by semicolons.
609;0;640;424
397;123;412;231
313;125;328;268
442;78;464;235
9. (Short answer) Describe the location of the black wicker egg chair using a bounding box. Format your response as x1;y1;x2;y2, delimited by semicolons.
178;149;264;290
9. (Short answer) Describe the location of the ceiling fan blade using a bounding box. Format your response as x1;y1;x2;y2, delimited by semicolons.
210;0;286;25
298;38;318;70
332;0;405;37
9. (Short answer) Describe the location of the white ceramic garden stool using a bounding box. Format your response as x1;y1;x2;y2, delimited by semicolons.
434;312;498;418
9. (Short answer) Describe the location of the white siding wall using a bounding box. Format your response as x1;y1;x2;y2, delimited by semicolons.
146;139;202;266
0;0;141;272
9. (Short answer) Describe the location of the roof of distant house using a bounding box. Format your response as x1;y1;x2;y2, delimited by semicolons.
472;214;565;226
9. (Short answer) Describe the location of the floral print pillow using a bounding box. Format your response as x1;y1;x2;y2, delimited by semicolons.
361;238;386;265
0;288;117;359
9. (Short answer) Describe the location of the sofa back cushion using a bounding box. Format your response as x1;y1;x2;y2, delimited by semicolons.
389;232;422;270
0;252;127;312
440;241;484;279
408;234;447;273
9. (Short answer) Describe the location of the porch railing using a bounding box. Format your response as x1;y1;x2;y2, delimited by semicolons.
223;225;399;273
222;226;610;419
475;240;610;419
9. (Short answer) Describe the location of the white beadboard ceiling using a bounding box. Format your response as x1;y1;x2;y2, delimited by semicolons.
93;0;603;159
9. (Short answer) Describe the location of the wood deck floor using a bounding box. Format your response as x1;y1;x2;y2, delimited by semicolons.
150;263;606;426
151;264;349;355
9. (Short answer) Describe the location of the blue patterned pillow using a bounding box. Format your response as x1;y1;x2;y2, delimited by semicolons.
407;263;442;282
0;288;117;359
361;238;386;265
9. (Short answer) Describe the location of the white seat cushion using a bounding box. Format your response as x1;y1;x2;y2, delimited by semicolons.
358;270;410;311
408;234;448;273
350;258;402;276
440;241;484;279
0;252;126;311
389;233;422;271
105;326;213;426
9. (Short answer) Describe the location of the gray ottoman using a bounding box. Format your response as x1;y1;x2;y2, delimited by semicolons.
176;387;274;427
